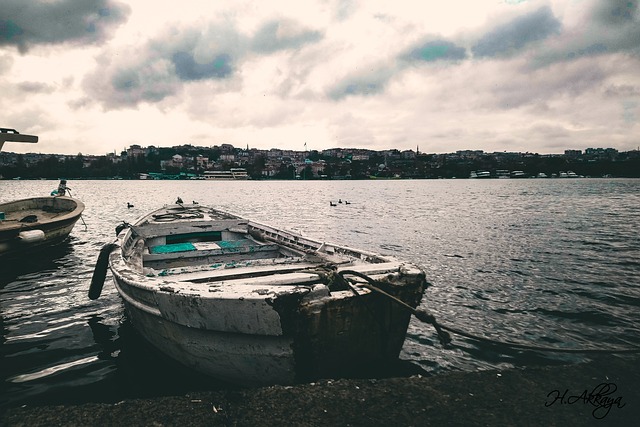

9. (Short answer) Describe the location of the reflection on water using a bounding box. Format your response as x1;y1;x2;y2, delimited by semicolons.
0;241;75;288
9;356;100;383
1;178;640;408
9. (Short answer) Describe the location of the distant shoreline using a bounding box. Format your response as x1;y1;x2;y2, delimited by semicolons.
2;146;639;180
1;175;638;181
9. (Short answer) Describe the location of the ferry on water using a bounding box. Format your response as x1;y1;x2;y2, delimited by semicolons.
469;170;491;179
203;168;250;180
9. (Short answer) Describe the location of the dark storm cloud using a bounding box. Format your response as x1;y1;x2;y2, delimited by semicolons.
172;51;233;80
327;67;394;100
111;68;140;92
587;0;640;55
85;61;178;107
331;80;384;98
590;0;638;26
533;0;640;66
250;20;322;53
82;21;242;108
472;7;561;58
0;0;130;53
401;40;467;63
565;43;608;59
83;17;323;108
330;38;466;100
487;61;607;111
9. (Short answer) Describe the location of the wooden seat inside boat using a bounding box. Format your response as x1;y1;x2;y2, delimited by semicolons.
141;229;285;269
0;197;76;228
146;239;279;257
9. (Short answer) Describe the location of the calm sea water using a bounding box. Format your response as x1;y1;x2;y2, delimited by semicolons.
1;178;639;408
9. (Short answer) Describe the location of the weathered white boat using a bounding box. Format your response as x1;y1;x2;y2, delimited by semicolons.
1;128;85;258
90;203;427;386
0;195;85;258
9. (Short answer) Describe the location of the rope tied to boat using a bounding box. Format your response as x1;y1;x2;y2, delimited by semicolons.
152;211;205;222
332;269;640;354
54;187;88;230
115;221;131;236
336;269;452;346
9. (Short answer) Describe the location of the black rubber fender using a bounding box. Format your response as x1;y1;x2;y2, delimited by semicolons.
89;243;118;300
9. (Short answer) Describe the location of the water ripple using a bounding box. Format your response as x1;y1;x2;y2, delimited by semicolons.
1;178;640;407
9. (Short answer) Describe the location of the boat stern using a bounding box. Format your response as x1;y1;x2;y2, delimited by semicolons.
278;262;427;382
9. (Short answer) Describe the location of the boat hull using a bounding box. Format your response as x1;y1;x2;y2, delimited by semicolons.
104;204;426;385
117;281;299;384
0;196;84;258
112;267;423;385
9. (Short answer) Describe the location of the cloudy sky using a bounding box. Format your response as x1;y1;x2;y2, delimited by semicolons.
1;0;639;155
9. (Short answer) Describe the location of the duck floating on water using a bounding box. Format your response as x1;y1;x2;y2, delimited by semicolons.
329;201;337;206
127;202;134;209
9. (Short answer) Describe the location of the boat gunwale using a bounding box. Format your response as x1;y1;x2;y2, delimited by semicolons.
0;196;85;226
121;204;394;264
110;243;414;301
111;204;423;298
0;196;85;242
110;250;324;298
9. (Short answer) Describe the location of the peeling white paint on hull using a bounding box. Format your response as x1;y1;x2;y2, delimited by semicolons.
0;196;85;258
120;291;298;385
99;204;427;386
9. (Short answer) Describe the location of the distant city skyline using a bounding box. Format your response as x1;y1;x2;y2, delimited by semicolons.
2;140;638;180
1;1;639;156
2;142;634;160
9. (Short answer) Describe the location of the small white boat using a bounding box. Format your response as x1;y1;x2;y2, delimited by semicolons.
1;129;85;258
0;193;85;259
90;203;427;386
470;170;491;179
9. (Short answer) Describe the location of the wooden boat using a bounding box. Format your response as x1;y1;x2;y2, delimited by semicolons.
0;195;85;258
1;128;85;258
90;203;427;386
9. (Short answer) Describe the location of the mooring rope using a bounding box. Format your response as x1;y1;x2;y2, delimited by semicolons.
336;269;640;355
151;211;204;222
79;214;88;230
337;269;452;346
55;188;87;230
